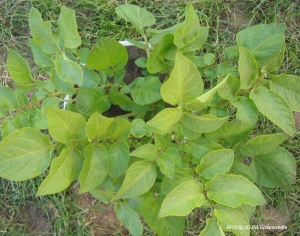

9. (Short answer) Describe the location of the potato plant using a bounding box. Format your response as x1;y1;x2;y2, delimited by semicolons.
0;3;298;236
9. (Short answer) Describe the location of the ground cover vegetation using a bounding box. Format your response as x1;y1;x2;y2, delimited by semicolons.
0;0;299;235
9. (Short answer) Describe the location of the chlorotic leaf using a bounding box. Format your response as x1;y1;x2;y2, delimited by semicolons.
109;117;131;140
159;180;204;217
206;174;266;208
112;161;156;201
46;107;87;143
37;147;83;196
130;144;157;161
0;128;52;181
250;87;296;136
108;141;130;178
79;144;109;194
156;155;175;179
199;218;225;236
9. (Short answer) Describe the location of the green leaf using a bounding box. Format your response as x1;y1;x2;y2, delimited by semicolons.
28;7;59;54
147;34;174;74
140;193;185;236
76;87;111;117
37;147;83;196
214;205;250;236
0;105;6;118
224;45;239;61
1;118;19;138
147;108;182;135
200;218;225;236
130;144;157;161
46;107;87;143
156;155;175;179
82;67;101;88
130;77;161;105
109;117;131;140
86;112;114;141
250;87;296;136
185;76;228;111
252;147;296;187
264;41;285;72
203;53;215;66
241;133;287;156
161;52;203;105
196;149;234;179
54;54;83;85
87;38;128;74
131;118;146;138
217;75;240;101
79;144;109;193
109;86;132;106
270;74;300;111
217;63;238;77
162;147;182;167
0;128;52;181
232;97;258;126
115;4;156;34
115;203;143;236
108;141;130;178
159;180;204;217
0;86;19;111
174;3;208;51
206;174;266;208
161;168;194;195
58;6;81;48
112;161;156;201
205;120;252;143
238;46;259;89
50;70;76;94
28;39;53;68
232;163;257;183
7;49;33;83
182;113;228;133
236;23;285;68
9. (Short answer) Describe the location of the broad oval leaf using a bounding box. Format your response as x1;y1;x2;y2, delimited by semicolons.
109;117;131;140
46;107;87;143
147;108;182;135
79;144;109;194
232;97;258;126
28;39;53;68
0;86;20;111
108;141;130;178
115;4;156;34
250;87;296;136
159;180;204;217
37;147;83;196
196;149;234;179
156;155;175;179
130;144;157;161
7;49;33;83
206;174;266;208
0;128;52;181
199;218;225;236
217;75;240;102
112;161;156;201
160;52;203;105
131;118;146;138
252;147;296;187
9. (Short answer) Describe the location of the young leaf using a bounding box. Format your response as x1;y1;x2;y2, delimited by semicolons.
238;46;259;89
203;53;215;66
86;112;114;141
0;128;52;181
174;3;208;51
252;147;296;187
79;144;109;194
46;107;87;143
115;4;156;34
28;7;59;54
57;6;81;48
76;87;111;117
55;54;83;85
241;133;287;156
130;77;162;105
147;108;182;135
112;161;156;201
109;117;131;140
236;23;285;68
140;193;185;236
214;205;250;236
108;141;130;178
7;49;33;83
217;75;240;102
37;147;83;196
131;118;146;138
196;149;234;179
199;218;225;236
232;97;258;126
115;203;143;236
159;180;204;217
206;174;266;208
87;38;128;74
156;155;175;179
130;144;157;161
182;113;228;133
270;74;300;111
161;52;203;105
250;87;296;136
